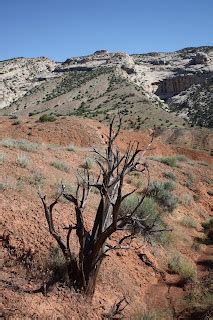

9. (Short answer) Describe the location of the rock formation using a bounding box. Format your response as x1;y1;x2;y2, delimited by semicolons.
0;46;212;127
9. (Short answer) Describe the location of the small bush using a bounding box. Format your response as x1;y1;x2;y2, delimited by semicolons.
127;175;144;189
119;194;138;217
163;181;176;191
16;154;29;168
53;182;76;202
163;171;176;181
16;177;25;192
12;119;21;125
184;172;195;189
47;246;67;280
168;254;197;282
0;181;9;191
51;160;70;173
0;139;41;152
138;197;158;219
149;156;177;167
147;181;178;212
181;193;193;206
67;144;76;152
193;194;200;202
0;153;6;165
191;242;201;251
81;158;94;170
202;218;213;231
159;157;177;167
134;312;157;320
207;190;213;196
176;154;188;162
181;216;197;229
39;113;56;122
28;171;46;187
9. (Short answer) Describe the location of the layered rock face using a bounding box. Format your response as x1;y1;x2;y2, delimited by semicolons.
154;74;207;100
0;57;57;109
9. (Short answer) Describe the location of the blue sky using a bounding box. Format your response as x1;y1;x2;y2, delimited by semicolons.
1;0;213;61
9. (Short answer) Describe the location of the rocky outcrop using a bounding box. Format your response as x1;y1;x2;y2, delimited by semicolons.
0;46;212;127
190;52;211;65
154;74;207;100
0;57;57;109
168;78;213;127
94;50;108;55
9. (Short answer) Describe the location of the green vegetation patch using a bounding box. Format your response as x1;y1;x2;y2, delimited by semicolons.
168;253;197;282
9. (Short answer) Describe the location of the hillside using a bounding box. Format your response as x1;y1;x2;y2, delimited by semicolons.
1;46;212;128
0;116;213;319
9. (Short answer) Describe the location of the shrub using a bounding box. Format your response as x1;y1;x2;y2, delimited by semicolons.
81;157;94;170
67;144;76;152
181;216;197;229
119;194;138;217
16;154;29;168
202;218;213;231
176;154;188;162
163;171;176;181
47;246;67;280
0;139;41;152
138;197;158;219
207;190;213;196
181;193;193;206
16;177;25;192
163;181;176;191
120;195;169;242
134;312;157;320
0;153;6;165
147;181;178;212
184;172;195;189
12;119;21;125
159;157;177;167
193;194;200;202
168;254;197;282
0;181;9;191
127;175;144;188
191;242;201;251
28;171;46;187
53;182;76;202
51;160;70;173
39;113;56;122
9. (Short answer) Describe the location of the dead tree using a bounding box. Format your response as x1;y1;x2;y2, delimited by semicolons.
39;116;165;296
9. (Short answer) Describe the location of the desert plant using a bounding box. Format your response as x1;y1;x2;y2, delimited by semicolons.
0;139;41;152
0;153;6;165
16;154;29;168
202;218;213;230
181;193;193;206
176;154;188;162
81;157;94;170
28;170;45;187
207;190;213;196
134;311;157;320
159;157;177;167
39;113;56;122
147;181;178;212
181;216;197;229
12;119;21;125
0;181;8;191
163;171;176;181
168;253;197;282
67;144;76;152
50;160;70;173
39;117;168;296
